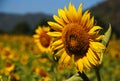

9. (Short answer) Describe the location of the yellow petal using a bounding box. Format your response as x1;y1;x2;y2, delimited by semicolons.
70;3;77;16
63;55;71;64
54;44;64;50
52;39;62;46
55;48;64;57
86;16;94;29
89;48;100;60
63;6;68;14
35;27;42;34
42;27;50;32
95;35;104;41
68;3;78;21
48;22;63;31
33;35;39;38
53;15;65;26
88;26;102;35
90;42;105;53
66;11;72;22
76;59;83;72
86;50;96;66
63;6;70;21
81;10;90;27
59;51;67;63
47;32;62;37
78;3;83;19
58;9;69;23
87;49;99;65
82;56;92;69
34;39;39;42
66;3;76;22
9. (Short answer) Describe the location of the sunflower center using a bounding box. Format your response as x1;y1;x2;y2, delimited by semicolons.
62;23;90;56
40;32;51;48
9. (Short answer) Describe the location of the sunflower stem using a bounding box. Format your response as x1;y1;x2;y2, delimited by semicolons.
95;67;101;81
8;75;11;81
78;71;90;81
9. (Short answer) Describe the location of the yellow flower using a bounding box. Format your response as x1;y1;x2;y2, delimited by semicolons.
48;3;105;72
39;76;51;81
20;54;29;65
33;26;52;53
34;67;48;77
12;52;19;61
10;72;20;81
1;47;13;60
3;60;15;76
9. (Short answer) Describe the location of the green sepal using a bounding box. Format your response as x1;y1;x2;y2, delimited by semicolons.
100;24;112;63
66;73;83;81
102;24;112;47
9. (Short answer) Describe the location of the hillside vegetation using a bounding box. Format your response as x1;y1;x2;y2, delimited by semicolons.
91;0;120;37
0;0;120;37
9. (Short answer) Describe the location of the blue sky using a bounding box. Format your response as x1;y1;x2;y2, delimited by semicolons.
0;0;104;14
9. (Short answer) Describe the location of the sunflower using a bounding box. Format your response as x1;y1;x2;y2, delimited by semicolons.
2;60;15;76
1;46;13;60
33;26;52;53
20;54;29;65
47;3;105;72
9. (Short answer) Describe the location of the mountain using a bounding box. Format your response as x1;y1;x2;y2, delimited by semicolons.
0;13;53;31
90;0;120;37
0;0;120;37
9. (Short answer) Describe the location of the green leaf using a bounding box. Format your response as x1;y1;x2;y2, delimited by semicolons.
100;24;112;63
66;73;83;81
102;24;112;47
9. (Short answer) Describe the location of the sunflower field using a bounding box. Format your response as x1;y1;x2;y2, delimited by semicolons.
0;33;120;81
0;2;120;81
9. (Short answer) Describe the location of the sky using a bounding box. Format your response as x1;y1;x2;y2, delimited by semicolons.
0;0;104;15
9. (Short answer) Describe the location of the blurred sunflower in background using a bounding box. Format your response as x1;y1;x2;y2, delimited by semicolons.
2;60;15;76
1;47;13;60
33;26;52;53
47;2;105;72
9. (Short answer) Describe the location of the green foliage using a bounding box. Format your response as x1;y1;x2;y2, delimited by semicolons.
91;0;120;38
0;29;5;34
102;24;112;47
37;18;50;27
0;34;120;81
33;18;53;34
12;21;32;35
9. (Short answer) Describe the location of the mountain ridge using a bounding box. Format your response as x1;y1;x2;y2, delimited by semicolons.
0;0;120;37
90;0;120;37
0;12;53;31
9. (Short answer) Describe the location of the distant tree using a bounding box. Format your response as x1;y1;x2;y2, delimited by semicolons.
94;16;108;34
33;18;53;34
12;21;32;35
94;16;106;27
0;29;5;34
36;18;50;27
